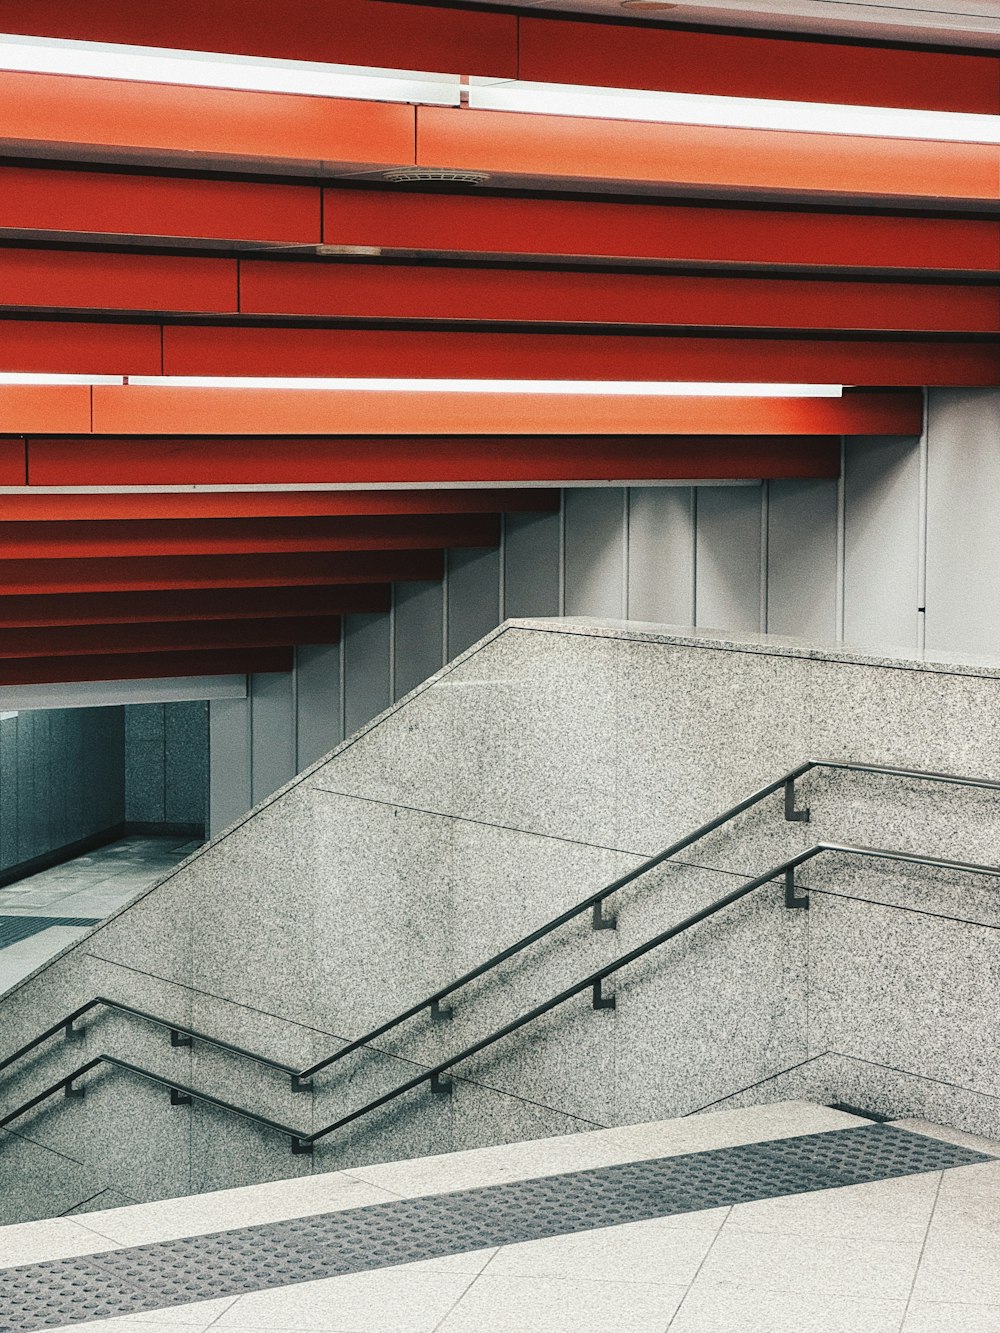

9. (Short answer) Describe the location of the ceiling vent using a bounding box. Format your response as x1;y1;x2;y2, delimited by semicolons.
382;167;492;185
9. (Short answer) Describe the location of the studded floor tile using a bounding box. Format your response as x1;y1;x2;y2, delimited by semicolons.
0;1124;989;1331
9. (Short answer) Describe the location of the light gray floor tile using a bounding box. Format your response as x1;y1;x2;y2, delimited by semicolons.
72;1171;405;1247
214;1266;473;1332
438;1273;686;1333
726;1171;940;1244
927;1159;1000;1243
0;1216;121;1268
889;1119;1000;1156
904;1300;1000;1332
695;1229;921;1300
485;1214;724;1285
912;1236;1000;1304
670;1283;905;1333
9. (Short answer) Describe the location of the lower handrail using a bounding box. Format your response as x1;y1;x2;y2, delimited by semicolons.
3;841;995;1155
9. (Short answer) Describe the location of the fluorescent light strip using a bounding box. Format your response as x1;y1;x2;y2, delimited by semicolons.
0;372;123;385
469;79;1000;145
0;34;460;105
0;372;843;396
126;376;844;397
0;34;994;144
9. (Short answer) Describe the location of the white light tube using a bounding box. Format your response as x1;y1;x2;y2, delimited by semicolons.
0;34;460;105
0;34;994;145
0;372;125;385
125;376;844;397
469;79;1000;146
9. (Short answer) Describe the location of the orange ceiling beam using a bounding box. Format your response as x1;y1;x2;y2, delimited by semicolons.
0;386;91;433
2;73;994;209
25;435;841;486
84;386;922;438
417;107;1000;208
0;491;559;522
0;586;391;627
0;617;344;660
0;550;446;596
0;514;501;560
0;71;415;173
0;647;294;686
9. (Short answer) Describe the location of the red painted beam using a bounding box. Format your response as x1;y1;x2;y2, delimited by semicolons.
0;490;560;522
518;14;1000;115
0;71;416;175
323;190;1000;277
29;434;841;486
0;249;238;314
0;320;160;374
0;437;26;484
0;550;444;595
2;1;518;80
12;318;992;387
2;248;994;333
0;647;294;686
417;106;1000;208
86;388;924;438
0;617;343;659
5;0;995;112
161;326;998;389
0;585;391;628
0;166;321;243
239;261;1000;335
0;515;499;560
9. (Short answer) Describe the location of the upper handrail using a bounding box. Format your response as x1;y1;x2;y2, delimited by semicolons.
2;757;998;1090
3;839;997;1154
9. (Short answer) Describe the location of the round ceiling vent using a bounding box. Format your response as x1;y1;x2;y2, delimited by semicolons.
382;167;492;185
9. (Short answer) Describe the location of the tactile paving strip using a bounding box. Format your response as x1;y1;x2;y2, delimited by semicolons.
0;1123;989;1331
0;918;99;950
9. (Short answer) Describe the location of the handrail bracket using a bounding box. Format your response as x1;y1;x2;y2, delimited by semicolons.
592;979;616;1010
784;777;811;824
592;900;617;931
784;866;810;910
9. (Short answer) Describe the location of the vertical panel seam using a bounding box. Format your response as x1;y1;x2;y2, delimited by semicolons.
759;481;770;635
917;386;930;653
622;487;631;620
835;437;846;643
691;488;699;626
558;488;566;618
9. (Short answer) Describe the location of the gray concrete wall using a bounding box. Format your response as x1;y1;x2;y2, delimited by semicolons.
4;622;1000;1222
0;707;125;879
210;388;1000;836
124;702;208;831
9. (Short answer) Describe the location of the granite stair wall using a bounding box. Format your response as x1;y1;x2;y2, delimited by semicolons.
1;619;999;1223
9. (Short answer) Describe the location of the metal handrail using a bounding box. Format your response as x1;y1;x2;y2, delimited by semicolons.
3;841;997;1155
2;758;998;1092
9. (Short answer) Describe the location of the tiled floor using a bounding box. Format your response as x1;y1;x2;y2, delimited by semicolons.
0;1101;995;1333
0;836;202;994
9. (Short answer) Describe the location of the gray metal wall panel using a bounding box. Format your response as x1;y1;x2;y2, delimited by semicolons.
343;612;392;740
925;389;1000;658
766;479;839;641
208;696;252;839
563;488;626;618
394;581;444;700
504;510;560;620
249;673;296;807
694;485;762;633
446;547;501;660
295;644;343;771
843;436;920;653
626;487;696;625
